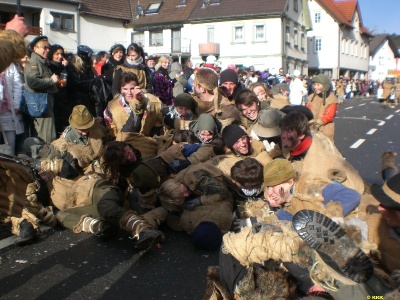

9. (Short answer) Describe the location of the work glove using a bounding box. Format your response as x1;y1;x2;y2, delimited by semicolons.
184;197;202;210
168;159;191;173
182;143;200;157
60;152;81;179
232;218;252;232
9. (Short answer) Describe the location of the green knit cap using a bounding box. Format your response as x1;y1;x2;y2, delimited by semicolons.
264;159;296;187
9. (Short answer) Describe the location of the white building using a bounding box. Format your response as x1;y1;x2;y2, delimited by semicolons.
369;34;399;82
307;0;372;79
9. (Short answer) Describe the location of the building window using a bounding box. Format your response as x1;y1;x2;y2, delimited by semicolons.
146;2;162;14
207;26;214;43
315;12;321;23
210;0;221;3
294;29;299;47
254;24;265;41
355;42;358;57
50;12;74;31
294;0;298;12
341;38;345;53
150;31;163;46
132;32;144;46
315;38;322;52
178;0;186;4
350;40;354;56
234;25;244;42
301;32;305;49
286;26;291;44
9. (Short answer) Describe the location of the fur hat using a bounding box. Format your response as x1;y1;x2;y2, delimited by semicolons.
371;173;400;210
222;124;247;149
109;44;126;55
264;159;296;186
252;108;285;138
28;36;48;49
69;105;95;130
312;74;331;92
174;93;197;112
191;221;222;250
220;69;238;85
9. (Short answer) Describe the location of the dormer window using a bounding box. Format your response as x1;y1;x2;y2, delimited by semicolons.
146;2;162;14
178;0;186;5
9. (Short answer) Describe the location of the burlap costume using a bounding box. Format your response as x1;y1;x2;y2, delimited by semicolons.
0;161;44;234
381;80;394;100
285;132;365;194
116;132;158;159
193;88;241;128
112;64;149;93
106;92;162;137
51;118;106;172
307;92;338;142
158;142;215;165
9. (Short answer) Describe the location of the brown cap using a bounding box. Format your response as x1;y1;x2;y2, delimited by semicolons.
69;105;95;130
264;158;296;187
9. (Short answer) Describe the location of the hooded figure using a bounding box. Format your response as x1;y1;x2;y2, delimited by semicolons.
306;74;338;142
169;62;188;97
189;113;222;144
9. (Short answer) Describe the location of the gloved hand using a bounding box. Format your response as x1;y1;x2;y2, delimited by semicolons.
60;152;81;179
168;159;191;173
232;218;252;232
162;112;175;128
182;143;200;157
184;197;202;210
121;113;141;133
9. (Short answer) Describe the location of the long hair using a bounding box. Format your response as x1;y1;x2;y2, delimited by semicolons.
69;54;85;74
101;141;126;182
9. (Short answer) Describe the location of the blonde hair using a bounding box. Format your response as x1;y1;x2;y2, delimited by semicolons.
155;55;169;71
69;54;86;74
158;179;186;211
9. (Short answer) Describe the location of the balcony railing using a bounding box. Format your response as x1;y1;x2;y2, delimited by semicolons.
0;23;42;36
199;42;220;56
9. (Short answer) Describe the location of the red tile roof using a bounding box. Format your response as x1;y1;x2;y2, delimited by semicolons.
317;0;353;27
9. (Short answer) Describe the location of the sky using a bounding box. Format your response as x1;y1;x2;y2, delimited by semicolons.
357;0;400;34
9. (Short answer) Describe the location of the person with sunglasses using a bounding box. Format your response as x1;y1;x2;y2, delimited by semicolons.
25;36;59;143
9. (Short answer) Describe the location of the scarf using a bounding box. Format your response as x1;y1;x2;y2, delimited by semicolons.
290;136;312;157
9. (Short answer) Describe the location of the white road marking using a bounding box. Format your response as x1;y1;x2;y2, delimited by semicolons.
386;115;394;120
377;121;385;126
359;103;366;106
350;139;365;149
345;106;353;110
396;109;400;113
366;129;377;135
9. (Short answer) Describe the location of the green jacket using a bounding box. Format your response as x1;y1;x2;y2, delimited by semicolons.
24;52;58;94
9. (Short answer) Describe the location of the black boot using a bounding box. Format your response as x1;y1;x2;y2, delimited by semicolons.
15;220;41;246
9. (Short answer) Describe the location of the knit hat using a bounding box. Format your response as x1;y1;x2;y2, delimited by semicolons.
371;173;400;210
28;36;48;49
174;93;197;112
109;43;126;55
312;74;331;92
264;159;296;187
220;69;238;85
280;105;314;121
252;108;285;138
222;124;247;149
69;105;95;130
191;221;222;251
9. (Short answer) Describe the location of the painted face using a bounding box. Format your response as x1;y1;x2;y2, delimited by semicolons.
313;82;324;94
113;50;124;61
76;128;90;136
121;145;137;165
120;81;143;102
377;205;400;228
265;180;293;208
220;81;236;97
232;135;249;155
161;59;169;69
34;42;50;59
239;102;258;121
126;50;141;62
281;129;303;152
52;49;64;63
198;130;214;143
253;86;267;101
175;106;191;118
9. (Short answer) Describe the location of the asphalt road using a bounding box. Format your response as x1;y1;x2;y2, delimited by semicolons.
0;95;399;299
